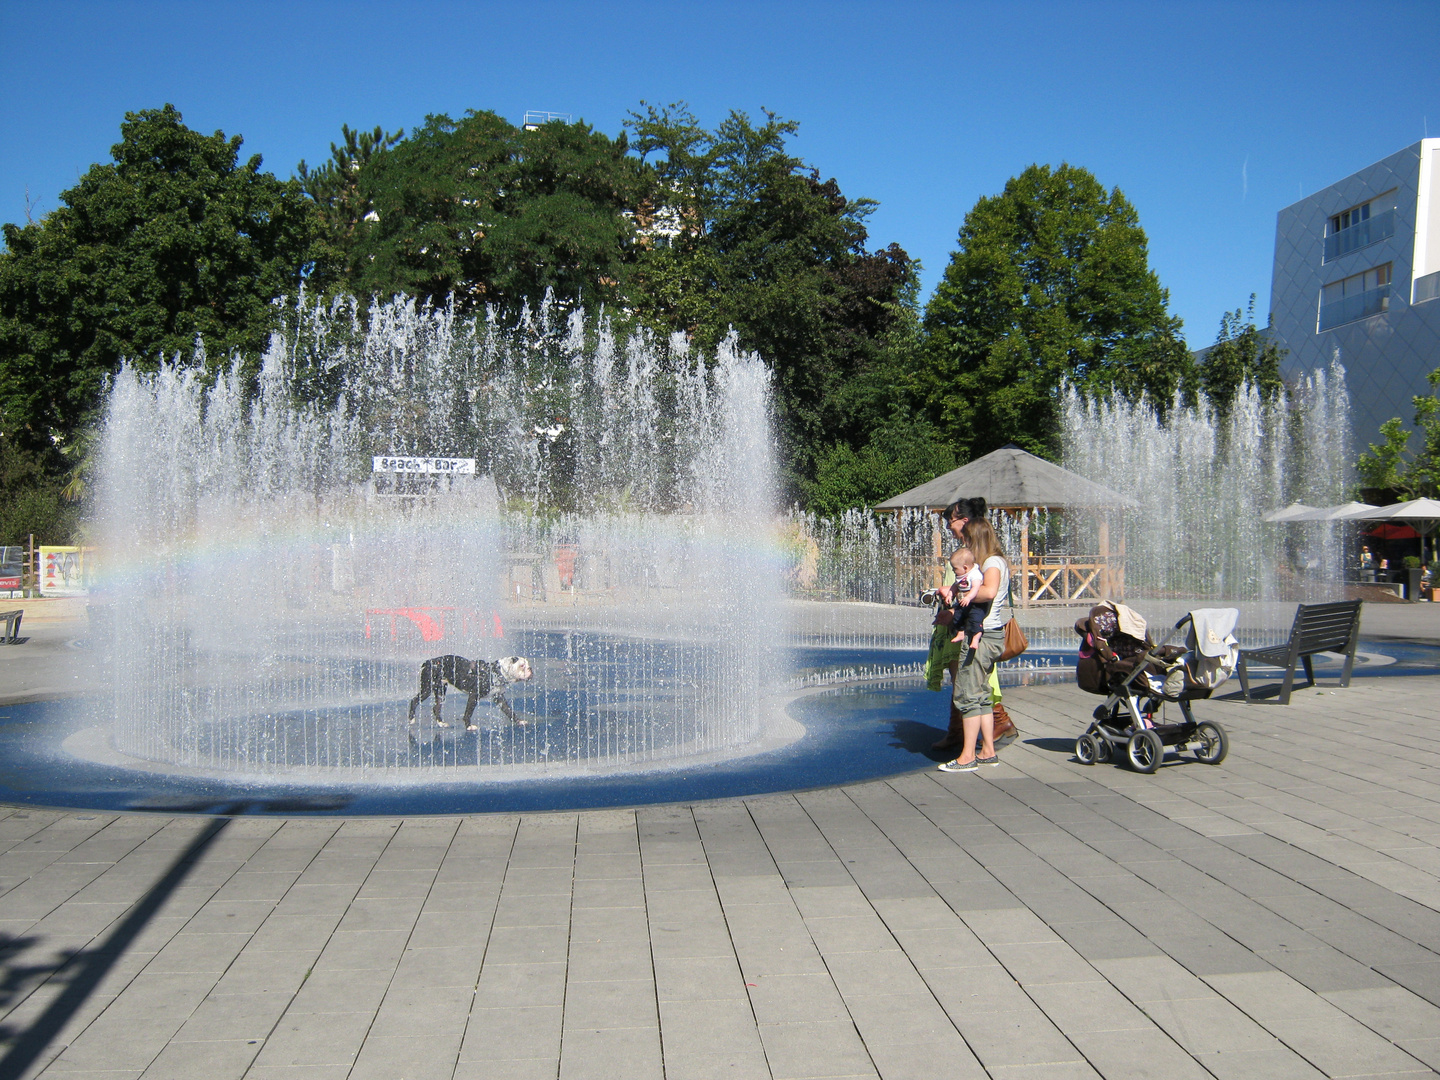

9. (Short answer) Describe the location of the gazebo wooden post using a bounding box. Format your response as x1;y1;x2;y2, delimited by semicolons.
1116;520;1126;599
1018;511;1031;608
1098;514;1110;598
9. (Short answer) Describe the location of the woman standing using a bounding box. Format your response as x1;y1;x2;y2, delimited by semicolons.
939;516;1010;772
931;500;1014;754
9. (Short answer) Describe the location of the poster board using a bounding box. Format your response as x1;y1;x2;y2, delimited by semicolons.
39;546;96;596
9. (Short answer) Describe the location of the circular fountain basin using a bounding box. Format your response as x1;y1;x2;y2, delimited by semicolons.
0;641;1432;817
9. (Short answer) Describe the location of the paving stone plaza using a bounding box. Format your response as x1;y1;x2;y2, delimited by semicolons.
2;608;1440;1079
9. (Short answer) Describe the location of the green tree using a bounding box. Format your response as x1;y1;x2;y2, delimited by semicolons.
0;104;323;446
802;416;957;518
313;111;646;312
1196;295;1285;416
918;163;1189;462
625;102;917;498
1357;366;1440;499
0;434;78;544
298;123;405;287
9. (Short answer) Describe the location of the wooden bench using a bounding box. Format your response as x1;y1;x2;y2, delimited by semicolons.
1236;600;1362;704
0;609;21;645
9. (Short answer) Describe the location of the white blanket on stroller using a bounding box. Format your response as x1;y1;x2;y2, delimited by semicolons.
1163;607;1240;696
1190;607;1239;657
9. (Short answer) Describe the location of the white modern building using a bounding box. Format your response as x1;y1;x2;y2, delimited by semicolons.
1269;139;1440;453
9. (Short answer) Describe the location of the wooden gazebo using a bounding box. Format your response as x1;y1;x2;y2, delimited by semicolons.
874;445;1136;606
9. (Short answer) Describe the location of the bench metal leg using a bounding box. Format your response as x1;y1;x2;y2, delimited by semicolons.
1236;657;1253;701
1301;654;1315;690
1339;623;1361;688
1278;661;1297;706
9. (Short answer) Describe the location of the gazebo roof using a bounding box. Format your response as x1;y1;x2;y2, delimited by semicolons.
874;445;1136;512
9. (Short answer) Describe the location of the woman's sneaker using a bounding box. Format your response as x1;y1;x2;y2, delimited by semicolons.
938;758;979;772
977;754;1000;767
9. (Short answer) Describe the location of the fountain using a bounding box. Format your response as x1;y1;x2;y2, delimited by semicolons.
1061;363;1353;630
6;313;1399;817
84;294;783;780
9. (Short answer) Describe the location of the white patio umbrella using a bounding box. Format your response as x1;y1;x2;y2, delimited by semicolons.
1262;502;1318;522
1352;498;1440;563
1358;497;1440;522
1287;501;1379;522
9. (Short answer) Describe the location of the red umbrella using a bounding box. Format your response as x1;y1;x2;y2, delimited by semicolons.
1365;522;1420;540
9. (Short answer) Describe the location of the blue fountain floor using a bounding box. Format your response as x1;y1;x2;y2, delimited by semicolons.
1;640;1436;817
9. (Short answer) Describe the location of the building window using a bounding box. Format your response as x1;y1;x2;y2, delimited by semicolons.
1319;263;1391;330
1324;193;1396;262
1415;270;1440;305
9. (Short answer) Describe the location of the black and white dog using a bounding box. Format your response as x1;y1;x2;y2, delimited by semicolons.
408;655;533;730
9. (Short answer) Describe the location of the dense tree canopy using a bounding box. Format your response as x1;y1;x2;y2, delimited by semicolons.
917;163;1190;461
301;111;646;311
625;103;918;495
3;101;1237;537
0;104;322;447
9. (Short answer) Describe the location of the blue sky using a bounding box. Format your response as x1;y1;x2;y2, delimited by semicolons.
3;0;1438;346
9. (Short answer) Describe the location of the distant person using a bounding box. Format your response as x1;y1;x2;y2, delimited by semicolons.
1360;545;1375;583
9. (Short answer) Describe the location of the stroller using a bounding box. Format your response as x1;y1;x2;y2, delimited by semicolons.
1073;602;1239;773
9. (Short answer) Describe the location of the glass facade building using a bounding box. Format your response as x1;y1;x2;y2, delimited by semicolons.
1270;139;1440;453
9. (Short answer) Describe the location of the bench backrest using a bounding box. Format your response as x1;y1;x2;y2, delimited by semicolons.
1289;600;1361;654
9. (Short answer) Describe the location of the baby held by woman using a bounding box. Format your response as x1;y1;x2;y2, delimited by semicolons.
943;546;991;653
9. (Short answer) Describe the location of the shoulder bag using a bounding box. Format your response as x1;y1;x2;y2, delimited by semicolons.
998;616;1029;662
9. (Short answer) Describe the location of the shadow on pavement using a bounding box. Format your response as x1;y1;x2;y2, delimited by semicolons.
0;818;229;1078
1025;736;1078;755
886;720;949;761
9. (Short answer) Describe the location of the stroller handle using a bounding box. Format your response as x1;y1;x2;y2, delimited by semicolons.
1113;618;1188;694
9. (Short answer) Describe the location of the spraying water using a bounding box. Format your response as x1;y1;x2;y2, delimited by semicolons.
88;294;780;777
776;363;1354;653
1061;362;1352;606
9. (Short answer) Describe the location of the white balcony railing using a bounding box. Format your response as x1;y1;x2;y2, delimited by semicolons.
1323;208;1395;262
1319;284;1390;330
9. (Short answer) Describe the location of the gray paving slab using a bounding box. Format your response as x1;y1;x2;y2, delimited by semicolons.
4;673;1440;1077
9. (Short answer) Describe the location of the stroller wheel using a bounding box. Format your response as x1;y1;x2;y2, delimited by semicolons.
1094;736;1113;764
1193;721;1229;765
1076;734;1100;765
1127;730;1163;774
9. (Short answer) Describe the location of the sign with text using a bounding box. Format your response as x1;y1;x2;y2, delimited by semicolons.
372;456;477;475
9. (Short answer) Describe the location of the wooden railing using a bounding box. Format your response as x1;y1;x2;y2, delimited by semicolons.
1020;557;1124;606
884;554;1125;607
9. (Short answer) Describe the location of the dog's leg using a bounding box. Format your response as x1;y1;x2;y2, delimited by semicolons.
494;692;526;726
409;663;431;726
433;681;449;727
462;689;480;730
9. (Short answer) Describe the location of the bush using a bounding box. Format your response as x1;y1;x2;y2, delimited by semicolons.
0;435;79;545
802;417;956;518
